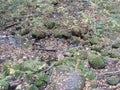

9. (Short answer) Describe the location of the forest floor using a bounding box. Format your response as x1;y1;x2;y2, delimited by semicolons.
0;0;120;90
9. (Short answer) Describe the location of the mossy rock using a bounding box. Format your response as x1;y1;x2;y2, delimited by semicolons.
88;54;105;69
44;22;56;29
91;46;103;52
70;26;87;37
112;42;120;49
79;51;88;60
90;81;98;88
101;51;109;56
106;76;119;85
20;29;29;36
89;37;99;45
53;29;71;39
51;70;85;90
70;29;80;36
86;71;96;80
109;52;118;58
31;30;46;39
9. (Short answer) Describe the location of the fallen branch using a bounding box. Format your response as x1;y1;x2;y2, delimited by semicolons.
43;62;56;72
102;70;120;75
36;48;57;52
3;22;19;30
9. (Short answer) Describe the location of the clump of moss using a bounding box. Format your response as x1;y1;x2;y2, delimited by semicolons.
20;29;29;36
91;46;104;52
31;30;46;39
90;81;98;88
70;26;88;39
112;42;120;49
88;54;105;69
106;76;119;85
86;71;96;80
53;29;71;39
79;51;88;60
101;51;109;56
108;52;118;58
44;22;56;29
89;37;99;45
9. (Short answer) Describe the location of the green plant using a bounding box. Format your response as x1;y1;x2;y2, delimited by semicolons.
0;57;48;89
86;71;96;80
85;0;120;36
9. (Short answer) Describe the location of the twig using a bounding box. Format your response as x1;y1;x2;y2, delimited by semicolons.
101;70;120;75
43;62;56;72
3;22;19;30
36;48;57;52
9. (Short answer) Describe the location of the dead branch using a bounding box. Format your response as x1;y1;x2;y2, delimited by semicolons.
3;22;19;30
43;62;56;72
102;70;120;75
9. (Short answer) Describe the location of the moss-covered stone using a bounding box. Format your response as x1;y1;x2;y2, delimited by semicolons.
51;70;85;90
106;76;119;85
70;26;87;38
31;30;46;39
90;81;98;88
44;22;56;29
20;29;29;36
109;52;118;58
101;51;109;56
88;54;105;69
89;37;99;45
79;51;88;60
70;28;81;36
86;71;96;80
112;42;120;49
91;46;103;52
53;29;71;39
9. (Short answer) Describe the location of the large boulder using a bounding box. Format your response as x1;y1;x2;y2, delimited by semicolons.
49;69;85;90
88;53;105;69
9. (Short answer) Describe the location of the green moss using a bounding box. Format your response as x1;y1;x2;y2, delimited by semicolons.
106;76;119;85
31;30;46;39
88;54;105;69
70;28;81;36
101;51;109;56
112;42;120;48
20;29;29;36
53;29;71;39
89;37;99;45
79;51;88;60
91;46;103;52
86;71;96;80
90;81;98;88
109;52;118;58
44;22;56;29
35;73;49;86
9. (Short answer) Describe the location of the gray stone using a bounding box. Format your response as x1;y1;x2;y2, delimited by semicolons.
50;70;85;90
